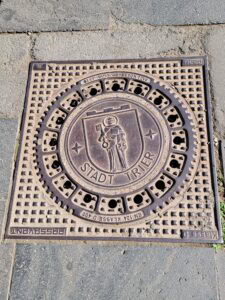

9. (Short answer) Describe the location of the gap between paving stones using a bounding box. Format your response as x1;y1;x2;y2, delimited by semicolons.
0;21;224;35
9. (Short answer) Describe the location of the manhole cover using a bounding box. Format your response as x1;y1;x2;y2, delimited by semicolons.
4;57;223;243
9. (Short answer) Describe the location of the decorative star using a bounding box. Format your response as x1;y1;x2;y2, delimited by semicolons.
72;142;83;154
145;129;157;140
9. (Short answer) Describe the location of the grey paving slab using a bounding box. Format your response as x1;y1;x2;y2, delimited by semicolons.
0;34;30;118
10;244;218;300
206;26;225;137
112;0;225;26
215;251;225;300
0;0;225;31
0;243;14;300
0;0;109;33
0;119;19;201
33;26;205;61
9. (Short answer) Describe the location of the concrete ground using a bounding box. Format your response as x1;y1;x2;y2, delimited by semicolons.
0;1;225;299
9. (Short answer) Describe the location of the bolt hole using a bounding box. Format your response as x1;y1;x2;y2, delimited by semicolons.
134;86;142;95
155;180;166;191
90;88;97;96
134;194;143;204
170;159;180;169
168;114;178;123
112;83;120;91
83;194;92;203
154;95;163;105
63;181;72;189
70;99;78;107
108;199;117;208
56;117;64;125
49;138;57;146
173;136;185;144
52;160;60;169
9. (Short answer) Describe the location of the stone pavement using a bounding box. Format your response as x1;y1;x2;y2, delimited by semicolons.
0;1;225;299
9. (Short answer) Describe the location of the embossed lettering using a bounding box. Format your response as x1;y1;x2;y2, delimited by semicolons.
108;174;114;184
80;162;90;172
141;152;154;167
98;173;106;183
124;152;155;181
90;171;98;180
80;210;144;223
131;168;141;178
81;162;114;184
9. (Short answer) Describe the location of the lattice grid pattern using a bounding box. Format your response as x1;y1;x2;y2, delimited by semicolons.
4;57;221;243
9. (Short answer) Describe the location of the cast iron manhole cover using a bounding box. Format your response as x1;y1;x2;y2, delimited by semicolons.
4;57;223;243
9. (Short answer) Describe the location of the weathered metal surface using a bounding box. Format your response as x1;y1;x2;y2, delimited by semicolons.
4;57;223;243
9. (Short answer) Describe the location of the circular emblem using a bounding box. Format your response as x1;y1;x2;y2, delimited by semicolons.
61;94;169;194
34;70;200;225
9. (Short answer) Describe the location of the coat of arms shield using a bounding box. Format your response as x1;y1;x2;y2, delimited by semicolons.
82;106;144;174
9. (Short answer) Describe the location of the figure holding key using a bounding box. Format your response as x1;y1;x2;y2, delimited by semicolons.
96;115;127;172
